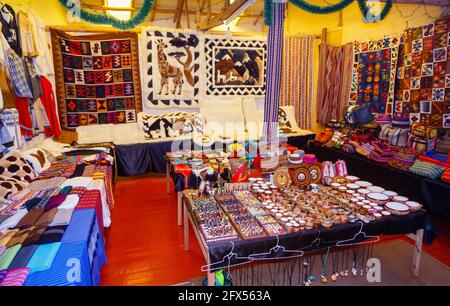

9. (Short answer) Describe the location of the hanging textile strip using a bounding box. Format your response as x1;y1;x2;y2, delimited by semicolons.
263;2;286;145
316;43;353;126
281;35;315;130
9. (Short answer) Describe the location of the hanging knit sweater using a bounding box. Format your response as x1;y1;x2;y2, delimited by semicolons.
39;76;60;137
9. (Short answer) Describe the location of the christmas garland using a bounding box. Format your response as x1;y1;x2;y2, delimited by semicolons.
265;0;393;25
59;0;155;30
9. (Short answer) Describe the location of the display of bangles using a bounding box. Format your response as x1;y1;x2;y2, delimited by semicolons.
187;172;421;243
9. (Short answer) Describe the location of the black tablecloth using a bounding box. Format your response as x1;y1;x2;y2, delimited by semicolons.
205;210;426;270
115;135;316;177
306;143;450;218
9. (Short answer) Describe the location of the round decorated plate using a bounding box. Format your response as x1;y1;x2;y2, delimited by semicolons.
383;190;398;198
357;188;371;195
367;186;385;193
355;181;373;188
333;176;349;185
346;175;360;182
405;201;422;211
385;202;410;215
274;167;291;188
393;196;408;202
292;167;311;187
366;193;390;203
308;164;322;184
346;183;360;190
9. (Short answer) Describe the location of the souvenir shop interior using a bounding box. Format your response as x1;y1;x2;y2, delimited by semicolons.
0;0;449;287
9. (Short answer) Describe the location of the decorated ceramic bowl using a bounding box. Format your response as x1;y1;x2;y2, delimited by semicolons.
385;202;410;216
393;196;408;203
405;201;422;212
366;193;390;204
367;186;385;193
355;181;373;188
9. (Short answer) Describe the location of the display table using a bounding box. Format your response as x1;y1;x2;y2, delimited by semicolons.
116;135;315;177
306;142;450;218
183;193;426;286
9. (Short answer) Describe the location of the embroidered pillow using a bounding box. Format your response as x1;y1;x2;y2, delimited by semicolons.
141;112;203;140
0;151;38;183
23;148;51;174
0;175;28;202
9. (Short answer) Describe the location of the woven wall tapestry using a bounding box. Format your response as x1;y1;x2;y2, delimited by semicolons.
349;36;400;114
205;37;267;96
394;16;450;128
316;43;353;126
51;30;142;129
280;35;315;130
144;29;201;109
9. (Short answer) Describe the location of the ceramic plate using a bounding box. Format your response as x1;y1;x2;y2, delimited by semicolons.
346;183;360;190
405;201;422;210
367;193;390;202
367;186;385;193
385;202;410;212
346;176;360;182
355;181;373;188
393;196;408;202
383;190;398;197
357;188;371;195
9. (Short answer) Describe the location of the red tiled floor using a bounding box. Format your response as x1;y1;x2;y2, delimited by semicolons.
100;175;450;286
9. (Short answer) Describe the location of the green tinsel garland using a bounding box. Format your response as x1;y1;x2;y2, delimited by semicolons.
59;0;155;30
265;0;393;25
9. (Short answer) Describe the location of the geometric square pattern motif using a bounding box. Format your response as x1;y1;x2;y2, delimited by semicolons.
51;30;143;129
349;35;401;114
394;16;449;128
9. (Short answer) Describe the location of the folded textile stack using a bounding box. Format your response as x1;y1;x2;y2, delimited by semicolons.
0;267;29;286
356;143;375;158
369;141;396;164
409;160;445;179
388;151;418;171
442;168;450;184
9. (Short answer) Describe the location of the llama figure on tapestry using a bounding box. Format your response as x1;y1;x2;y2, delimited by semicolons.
145;29;202;109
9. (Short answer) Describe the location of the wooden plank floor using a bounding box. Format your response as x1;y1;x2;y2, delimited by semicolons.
100;175;450;286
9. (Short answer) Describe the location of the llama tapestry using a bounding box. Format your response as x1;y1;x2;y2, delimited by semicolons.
205;37;267;96
349;36;400;114
144;29;202;109
50;30;143;129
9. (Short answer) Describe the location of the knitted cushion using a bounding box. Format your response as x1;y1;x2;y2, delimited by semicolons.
0;151;37;183
409;160;445;179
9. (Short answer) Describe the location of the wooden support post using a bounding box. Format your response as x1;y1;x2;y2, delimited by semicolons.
178;191;183;226
411;229;424;277
183;199;189;251
184;0;191;29
321;28;328;45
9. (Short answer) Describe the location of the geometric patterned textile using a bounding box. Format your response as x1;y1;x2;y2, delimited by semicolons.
394;17;450;128
349;35;401;114
50;30;143;129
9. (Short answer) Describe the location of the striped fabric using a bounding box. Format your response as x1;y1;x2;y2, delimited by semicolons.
280;35;315;130
0;268;29;286
77;190;104;235
316;43;354;126
263;1;285;145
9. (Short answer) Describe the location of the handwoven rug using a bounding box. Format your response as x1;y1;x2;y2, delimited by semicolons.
205;36;267;97
179;240;450;286
51;30;143;130
394;16;450;128
349;36;401;114
316;43;353;126
143;28;202;109
280;35;315;130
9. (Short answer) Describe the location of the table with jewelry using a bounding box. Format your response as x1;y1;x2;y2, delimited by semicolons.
182;177;427;286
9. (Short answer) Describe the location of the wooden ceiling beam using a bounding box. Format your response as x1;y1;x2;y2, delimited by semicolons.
198;0;256;30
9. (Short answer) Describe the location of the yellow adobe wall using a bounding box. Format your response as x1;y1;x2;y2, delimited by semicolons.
285;1;445;133
6;0;69;25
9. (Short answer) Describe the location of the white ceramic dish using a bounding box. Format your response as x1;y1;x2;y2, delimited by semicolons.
346;176;360;182
393;196;408;203
385;202;410;215
367;193;390;204
346;183;360;190
383;190;398;198
357;189;371;195
355;181;373;188
367;186;385;193
405;201;422;212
